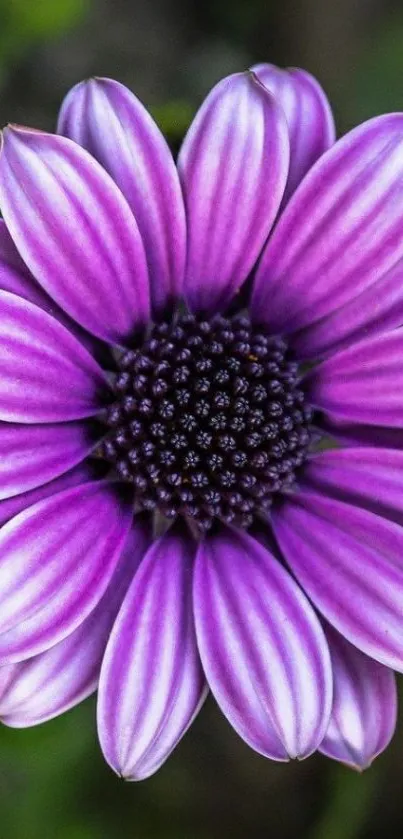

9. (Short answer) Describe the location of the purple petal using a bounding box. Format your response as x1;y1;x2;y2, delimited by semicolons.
273;491;403;671
193;525;332;760
302;447;403;522
0;461;95;528
58;78;186;319
0;218;42;295
0;126;150;345
306;329;403;427
98;524;206;780
251;114;403;338
0;219;108;360
0;421;97;500
320;625;397;769
0;516;151;726
178;71;289;316
293;258;403;359
319;416;403;449
0;290;109;422
252;63;335;202
0;217;74;323
0;480;133;662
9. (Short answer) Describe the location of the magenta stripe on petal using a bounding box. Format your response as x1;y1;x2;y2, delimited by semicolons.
293;257;403;359
0;462;95;529
0;516;151;726
0;219;108;359
273;491;403;672
0;421;97;500
251;114;403;338
98;524;206;781
58;78;186;319
0;218;45;302
319;416;403;449
252;63;335;202
302;447;403;522
0;290;109;422
193;525;332;761
306;329;403;427
0;126;150;345
0;480;133;662
178;71;289;316
320;625;397;769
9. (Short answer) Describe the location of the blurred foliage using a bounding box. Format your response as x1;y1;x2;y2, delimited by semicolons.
311;765;377;839
0;693;400;839
0;0;87;71
150;100;194;153
342;13;403;127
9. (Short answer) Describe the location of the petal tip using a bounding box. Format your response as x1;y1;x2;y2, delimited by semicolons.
247;68;282;103
84;76;113;91
3;124;47;140
335;753;371;773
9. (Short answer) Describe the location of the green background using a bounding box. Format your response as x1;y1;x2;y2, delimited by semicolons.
0;0;402;836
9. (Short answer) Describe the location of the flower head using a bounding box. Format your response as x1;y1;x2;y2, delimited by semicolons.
0;65;400;779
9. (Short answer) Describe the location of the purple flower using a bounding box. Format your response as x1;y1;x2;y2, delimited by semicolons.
0;64;400;780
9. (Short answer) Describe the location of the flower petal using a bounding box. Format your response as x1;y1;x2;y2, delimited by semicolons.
302;447;403;522
0;421;98;500
0;219;108;360
178;71;289;316
0;461;95;528
58;77;186;319
251;114;403;338
319;417;403;449
320;625;397;769
0;516;151;726
252;63;335;201
293;258;403;359
0;480;133;662
0;218;78;327
273;491;403;671
193;525;332;760
98;524;206;781
306;329;403;427
0;218;44;299
0;290;109;422
0;126;150;345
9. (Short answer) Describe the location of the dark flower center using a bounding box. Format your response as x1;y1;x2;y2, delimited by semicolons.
100;313;313;531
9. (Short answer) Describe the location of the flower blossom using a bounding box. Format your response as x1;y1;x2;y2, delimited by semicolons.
0;64;400;779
